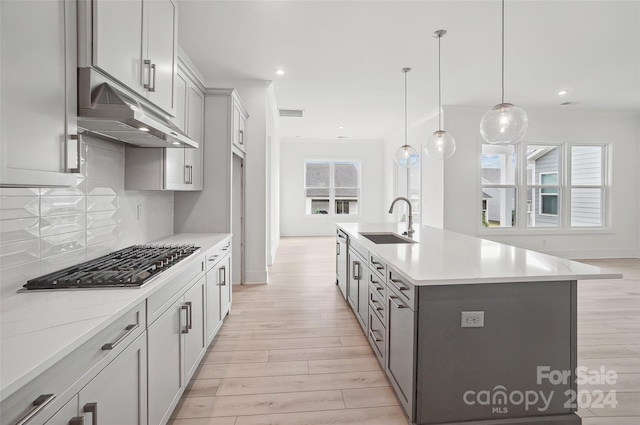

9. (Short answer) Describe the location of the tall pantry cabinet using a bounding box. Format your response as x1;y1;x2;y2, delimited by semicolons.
174;89;248;241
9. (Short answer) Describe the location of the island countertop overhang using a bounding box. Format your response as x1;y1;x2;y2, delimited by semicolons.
337;222;622;286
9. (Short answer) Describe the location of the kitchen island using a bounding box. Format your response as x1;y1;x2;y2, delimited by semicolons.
337;223;621;425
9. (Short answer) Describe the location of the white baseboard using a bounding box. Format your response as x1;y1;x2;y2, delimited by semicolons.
244;270;269;284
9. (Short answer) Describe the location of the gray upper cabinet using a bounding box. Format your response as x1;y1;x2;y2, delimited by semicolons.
86;0;177;115
125;55;204;191
0;0;79;187
233;102;247;153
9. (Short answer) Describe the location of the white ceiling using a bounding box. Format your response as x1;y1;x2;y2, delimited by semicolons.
178;0;640;141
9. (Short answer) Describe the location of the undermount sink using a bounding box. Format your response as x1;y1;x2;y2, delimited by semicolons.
359;232;417;244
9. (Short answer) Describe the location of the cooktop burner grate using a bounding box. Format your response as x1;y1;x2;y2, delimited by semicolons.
22;244;200;290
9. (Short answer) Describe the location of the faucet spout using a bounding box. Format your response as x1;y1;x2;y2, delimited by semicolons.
388;197;415;236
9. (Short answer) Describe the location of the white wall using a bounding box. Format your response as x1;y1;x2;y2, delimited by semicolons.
266;83;280;265
442;106;640;259
280;138;386;236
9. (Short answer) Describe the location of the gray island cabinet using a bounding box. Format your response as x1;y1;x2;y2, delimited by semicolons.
336;223;621;425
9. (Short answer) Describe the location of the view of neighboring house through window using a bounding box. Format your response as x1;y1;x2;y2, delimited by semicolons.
305;160;360;215
481;143;607;229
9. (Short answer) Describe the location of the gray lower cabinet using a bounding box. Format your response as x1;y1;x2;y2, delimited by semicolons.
347;248;368;330
44;396;78;425
77;332;148;425
336;230;348;299
219;254;232;318
387;284;417;419
206;247;232;345
148;276;206;425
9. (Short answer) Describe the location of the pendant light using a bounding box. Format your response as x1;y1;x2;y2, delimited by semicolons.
479;0;528;145
393;68;419;168
424;29;456;160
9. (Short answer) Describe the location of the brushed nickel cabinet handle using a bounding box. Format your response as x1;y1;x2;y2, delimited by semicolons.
336;242;340;255
143;59;152;89
369;329;383;342
149;63;157;92
66;134;81;173
239;129;244;145
180;304;189;334
101;324;138;350
186;301;193;330
389;278;409;291
352;261;361;280
369;299;383;311
389;295;408;309
83;402;97;425
219;266;226;286
15;394;56;425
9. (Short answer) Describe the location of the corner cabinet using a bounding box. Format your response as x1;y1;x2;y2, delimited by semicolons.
124;55;205;191
0;0;80;187
82;0;177;115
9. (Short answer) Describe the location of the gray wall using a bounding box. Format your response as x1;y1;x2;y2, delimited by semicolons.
0;136;174;296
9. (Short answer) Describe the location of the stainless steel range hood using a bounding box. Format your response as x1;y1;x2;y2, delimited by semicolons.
77;68;197;148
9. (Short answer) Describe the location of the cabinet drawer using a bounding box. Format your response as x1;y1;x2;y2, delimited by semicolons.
369;253;386;281
368;285;386;324
147;257;205;325
368;310;386;366
387;267;417;311
206;240;231;272
368;269;386;300
348;237;369;263
1;302;145;425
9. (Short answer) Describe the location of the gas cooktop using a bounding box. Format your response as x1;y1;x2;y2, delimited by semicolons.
22;244;200;291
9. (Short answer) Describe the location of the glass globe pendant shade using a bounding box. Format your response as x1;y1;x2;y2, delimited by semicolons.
393;144;419;168
424;130;456;160
479;102;528;145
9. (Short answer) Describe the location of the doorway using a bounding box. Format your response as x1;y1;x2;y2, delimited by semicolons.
232;153;244;284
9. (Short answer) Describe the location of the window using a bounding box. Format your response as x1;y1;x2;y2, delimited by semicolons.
305;160;360;215
480;143;607;230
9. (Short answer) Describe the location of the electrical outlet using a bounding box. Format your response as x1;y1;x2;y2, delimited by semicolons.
461;311;484;328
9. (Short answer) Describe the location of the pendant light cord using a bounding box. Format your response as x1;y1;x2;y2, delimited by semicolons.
501;0;505;104
404;69;408;146
438;34;442;131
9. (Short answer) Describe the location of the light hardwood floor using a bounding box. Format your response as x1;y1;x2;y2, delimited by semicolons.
170;237;640;425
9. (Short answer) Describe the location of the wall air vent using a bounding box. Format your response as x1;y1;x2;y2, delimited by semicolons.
279;109;305;118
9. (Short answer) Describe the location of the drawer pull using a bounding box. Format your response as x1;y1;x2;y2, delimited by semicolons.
369;299;383;311
389;278;409;291
208;255;219;261
389;295;408;309
15;394;56;425
83;402;97;425
101;324;138;350
369;329;383;342
371;260;384;271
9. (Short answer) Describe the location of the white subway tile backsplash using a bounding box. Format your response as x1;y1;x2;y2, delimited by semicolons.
0;239;39;268
0;136;174;293
0;217;40;242
40;214;86;237
41;196;85;217
41;231;86;258
87;210;118;229
86;224;117;246
87;195;117;212
0;196;39;220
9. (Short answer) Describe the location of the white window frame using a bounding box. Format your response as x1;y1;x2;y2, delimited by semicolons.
479;142;610;234
304;159;361;216
539;172;559;216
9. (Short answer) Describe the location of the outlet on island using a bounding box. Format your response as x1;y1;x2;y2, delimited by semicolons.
460;311;484;328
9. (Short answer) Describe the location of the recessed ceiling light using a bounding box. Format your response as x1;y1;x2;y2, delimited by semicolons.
339;126;344;129
275;69;285;76
557;90;568;96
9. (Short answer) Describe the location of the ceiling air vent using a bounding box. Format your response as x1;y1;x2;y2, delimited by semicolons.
279;109;304;118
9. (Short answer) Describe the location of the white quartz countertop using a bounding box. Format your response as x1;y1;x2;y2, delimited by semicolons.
339;223;622;286
0;233;230;401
